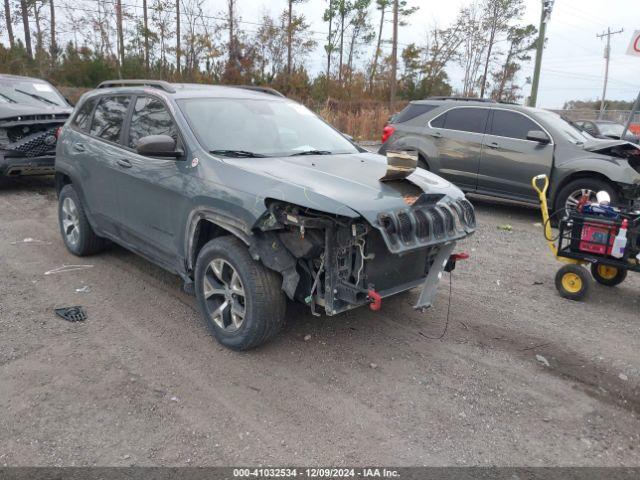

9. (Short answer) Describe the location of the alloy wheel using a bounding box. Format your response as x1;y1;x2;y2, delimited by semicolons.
565;188;598;212
61;197;80;248
202;258;246;332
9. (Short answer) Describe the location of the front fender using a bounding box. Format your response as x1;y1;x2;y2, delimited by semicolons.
552;156;640;201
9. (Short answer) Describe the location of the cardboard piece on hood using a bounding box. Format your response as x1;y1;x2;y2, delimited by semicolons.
380;150;418;182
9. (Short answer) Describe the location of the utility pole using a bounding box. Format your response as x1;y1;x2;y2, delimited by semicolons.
389;0;398;111
529;0;554;107
176;0;181;75
597;27;624;117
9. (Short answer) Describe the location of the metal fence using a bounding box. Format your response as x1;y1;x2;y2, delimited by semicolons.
550;109;640;124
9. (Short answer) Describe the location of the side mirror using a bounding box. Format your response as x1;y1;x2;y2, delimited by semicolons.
526;130;551;144
136;135;183;158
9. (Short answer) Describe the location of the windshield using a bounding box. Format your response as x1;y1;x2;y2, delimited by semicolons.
597;122;625;137
537;111;590;144
178;98;358;157
0;79;67;107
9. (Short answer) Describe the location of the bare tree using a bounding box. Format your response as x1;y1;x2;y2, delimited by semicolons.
143;0;149;71
4;0;15;48
479;0;524;98
175;0;180;74
20;0;33;58
369;0;389;91
389;0;397;108
115;0;125;71
50;0;56;62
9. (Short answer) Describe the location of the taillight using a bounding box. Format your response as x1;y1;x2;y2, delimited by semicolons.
55;126;63;138
382;125;395;143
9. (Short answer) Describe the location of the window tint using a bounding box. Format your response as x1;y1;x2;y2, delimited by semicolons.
394;103;438;123
442;108;488;134
128;96;178;148
490;110;539;140
72;97;97;132
430;112;446;128
90;96;130;143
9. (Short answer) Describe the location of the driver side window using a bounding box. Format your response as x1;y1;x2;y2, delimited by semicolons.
128;96;178;149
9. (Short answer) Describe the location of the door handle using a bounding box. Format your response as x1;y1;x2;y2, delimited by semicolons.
487;142;499;149
428;131;442;138
116;159;132;168
73;143;85;152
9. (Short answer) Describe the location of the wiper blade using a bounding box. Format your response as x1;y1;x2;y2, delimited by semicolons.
0;92;17;103
209;149;267;158
14;88;59;106
289;150;332;156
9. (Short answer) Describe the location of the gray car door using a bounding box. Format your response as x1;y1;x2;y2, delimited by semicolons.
477;109;553;201
81;95;132;234
114;95;188;266
427;106;489;191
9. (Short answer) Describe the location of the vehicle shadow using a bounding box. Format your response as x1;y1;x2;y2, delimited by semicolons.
0;175;55;191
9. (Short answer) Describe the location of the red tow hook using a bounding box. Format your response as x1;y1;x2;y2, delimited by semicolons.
368;289;382;311
445;252;469;272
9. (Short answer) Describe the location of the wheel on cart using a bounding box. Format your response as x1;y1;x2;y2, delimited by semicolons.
555;264;590;301
590;262;627;287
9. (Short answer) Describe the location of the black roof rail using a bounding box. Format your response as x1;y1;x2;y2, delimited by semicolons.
232;85;286;98
427;96;496;103
97;79;176;93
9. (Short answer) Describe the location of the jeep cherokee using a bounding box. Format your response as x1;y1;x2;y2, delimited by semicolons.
55;80;476;350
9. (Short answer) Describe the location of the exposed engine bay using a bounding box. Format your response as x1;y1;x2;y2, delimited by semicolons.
0;113;68;175
251;196;476;316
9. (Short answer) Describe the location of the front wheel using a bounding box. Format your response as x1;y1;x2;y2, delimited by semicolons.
555;264;590;301
590;262;627;286
554;178;618;215
194;236;286;351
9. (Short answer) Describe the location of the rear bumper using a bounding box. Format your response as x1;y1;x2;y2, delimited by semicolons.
0;153;55;176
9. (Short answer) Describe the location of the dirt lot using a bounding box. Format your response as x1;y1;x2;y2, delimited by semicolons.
1;175;639;467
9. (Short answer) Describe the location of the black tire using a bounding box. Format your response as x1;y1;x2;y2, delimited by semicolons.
418;154;429;170
58;184;107;256
590;262;627;286
555;264;590;301
554;177;618;214
194;236;286;351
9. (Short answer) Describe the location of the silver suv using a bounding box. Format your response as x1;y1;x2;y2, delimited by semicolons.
379;98;640;212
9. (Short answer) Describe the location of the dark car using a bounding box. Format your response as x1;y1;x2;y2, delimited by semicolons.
573;119;640;144
55;80;476;350
0;74;72;177
380;98;640;212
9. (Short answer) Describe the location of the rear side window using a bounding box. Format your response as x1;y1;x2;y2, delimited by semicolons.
438;107;489;134
128;96;178;148
394;104;438;123
490;110;539;140
72;98;97;132
90;96;131;143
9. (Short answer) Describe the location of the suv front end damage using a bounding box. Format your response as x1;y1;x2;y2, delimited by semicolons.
0;113;69;176
252;195;475;316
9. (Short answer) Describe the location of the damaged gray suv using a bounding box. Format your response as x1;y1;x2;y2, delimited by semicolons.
55;80;475;350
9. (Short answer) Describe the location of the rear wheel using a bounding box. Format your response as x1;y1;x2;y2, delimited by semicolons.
194;236;286;350
57;184;107;256
590;262;627;286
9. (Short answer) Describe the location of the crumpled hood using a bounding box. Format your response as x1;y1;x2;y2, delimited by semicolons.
581;138;633;152
226;151;463;222
0;103;72;122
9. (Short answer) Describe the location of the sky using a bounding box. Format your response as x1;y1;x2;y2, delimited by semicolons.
230;0;640;108
2;0;638;108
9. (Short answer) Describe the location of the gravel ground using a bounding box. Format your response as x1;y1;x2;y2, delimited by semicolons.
0;174;639;467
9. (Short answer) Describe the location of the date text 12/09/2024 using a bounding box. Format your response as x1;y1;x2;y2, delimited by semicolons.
233;468;400;478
